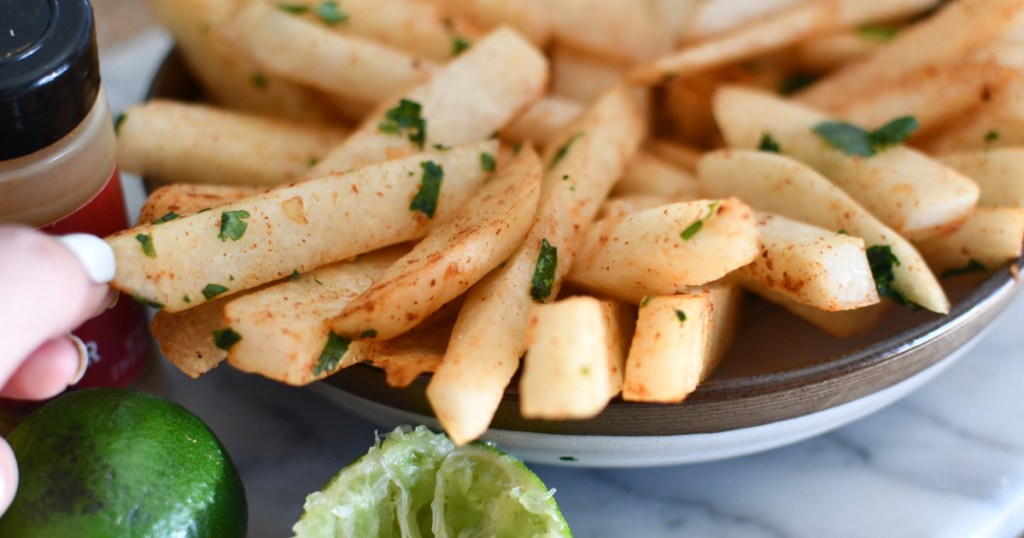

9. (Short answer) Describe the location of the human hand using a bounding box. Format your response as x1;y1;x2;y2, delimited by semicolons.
0;226;116;515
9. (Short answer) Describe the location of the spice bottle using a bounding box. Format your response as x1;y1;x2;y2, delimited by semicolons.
0;0;155;424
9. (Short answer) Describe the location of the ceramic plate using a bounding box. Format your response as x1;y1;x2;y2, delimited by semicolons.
149;49;1024;467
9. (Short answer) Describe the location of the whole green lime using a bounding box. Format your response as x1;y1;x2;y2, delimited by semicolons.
0;388;246;537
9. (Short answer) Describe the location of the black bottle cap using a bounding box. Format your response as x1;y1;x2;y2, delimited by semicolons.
0;0;100;160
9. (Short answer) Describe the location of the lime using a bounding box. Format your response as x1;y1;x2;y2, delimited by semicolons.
0;388;246;537
293;426;570;537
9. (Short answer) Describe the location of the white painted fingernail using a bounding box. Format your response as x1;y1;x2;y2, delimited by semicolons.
57;234;116;284
67;334;89;386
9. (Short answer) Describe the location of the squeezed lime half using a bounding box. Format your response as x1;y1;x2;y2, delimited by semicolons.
292;426;570;537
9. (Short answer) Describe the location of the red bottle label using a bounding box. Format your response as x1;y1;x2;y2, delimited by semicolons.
39;166;152;387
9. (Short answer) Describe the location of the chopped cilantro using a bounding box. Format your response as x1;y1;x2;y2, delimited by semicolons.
681;200;720;241
218;210;251;241
681;220;703;240
530;239;557;303
307;157;320;168
432;143;451;150
513;142;522;155
837;229;847;235
212;328;242;351
779;73;818;95
379;99;426;148
316;0;348;25
758;132;781;153
410;161;444;218
452;35;471;56
813;116;917;157
312;332;351;376
152;211;179;224
135;233;156;258
289;270;301;281
675;309;687;322
640;296;653;307
313;278;323;285
489;130;499;140
202;283;229;301
480;152;496;172
549;131;584;170
360;329;378;339
866;245;919;309
857;24;899;42
942;258;988;278
252;72;268;89
869;116;919;149
559;456;579;462
985;130;1000;144
131;295;164;309
277;2;310;13
113;113;127;135
813;122;875;157
183;294;191;304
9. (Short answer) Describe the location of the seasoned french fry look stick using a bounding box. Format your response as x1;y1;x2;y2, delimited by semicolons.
135;184;263;227
118;100;348;187
914;209;1024;276
224;248;403;386
919;77;1024;154
106;142;496;312
748;287;888;338
939;149;1024;208
622;288;736;404
547;0;672;63
519;297;626;420
306;27;547;175
364;315;456;388
821;65;1017;139
148;0;333;121
262;0;484;63
714;86;979;241
628;0;938;84
796;0;1024;109
698;150;950;314
737;213;879;312
330;146;544;341
151;293;244;378
425;0;551;45
567;197;758;303
219;4;438;106
503;96;584;146
612;151;701;200
427;86;644;445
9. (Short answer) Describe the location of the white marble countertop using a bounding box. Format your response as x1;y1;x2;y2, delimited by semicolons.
101;30;1024;538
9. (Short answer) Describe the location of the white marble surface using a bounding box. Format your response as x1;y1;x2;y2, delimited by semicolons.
101;32;1024;538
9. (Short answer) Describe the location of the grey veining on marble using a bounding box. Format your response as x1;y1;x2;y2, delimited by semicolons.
101;32;1024;538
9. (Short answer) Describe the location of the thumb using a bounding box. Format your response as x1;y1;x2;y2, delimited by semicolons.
0;227;113;387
